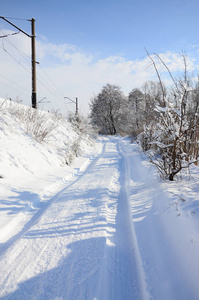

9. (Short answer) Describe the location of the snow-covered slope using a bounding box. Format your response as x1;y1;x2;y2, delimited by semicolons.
0;99;96;241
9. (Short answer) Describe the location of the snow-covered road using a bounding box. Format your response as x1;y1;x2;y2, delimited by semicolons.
0;137;146;299
1;136;199;299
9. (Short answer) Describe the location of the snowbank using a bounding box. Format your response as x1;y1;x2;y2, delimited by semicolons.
0;99;97;241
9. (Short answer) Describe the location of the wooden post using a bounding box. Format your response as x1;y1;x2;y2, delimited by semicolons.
31;18;37;109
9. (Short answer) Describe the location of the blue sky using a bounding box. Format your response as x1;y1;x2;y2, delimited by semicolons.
2;0;199;59
0;0;199;114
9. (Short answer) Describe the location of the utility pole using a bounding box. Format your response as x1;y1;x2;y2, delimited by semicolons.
75;97;78;116
0;16;37;109
31;18;37;109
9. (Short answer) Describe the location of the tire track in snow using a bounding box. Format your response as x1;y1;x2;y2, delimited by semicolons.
94;138;149;300
110;139;148;300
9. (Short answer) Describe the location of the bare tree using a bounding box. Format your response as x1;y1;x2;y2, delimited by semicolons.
128;88;144;132
89;84;127;135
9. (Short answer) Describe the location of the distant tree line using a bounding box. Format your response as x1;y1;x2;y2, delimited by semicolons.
89;53;199;180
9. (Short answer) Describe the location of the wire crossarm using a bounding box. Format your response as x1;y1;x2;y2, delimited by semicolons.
64;96;78;115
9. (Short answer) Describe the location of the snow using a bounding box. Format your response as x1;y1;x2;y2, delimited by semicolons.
1;100;199;299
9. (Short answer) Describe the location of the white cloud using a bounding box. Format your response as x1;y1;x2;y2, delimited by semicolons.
0;29;199;115
37;41;93;65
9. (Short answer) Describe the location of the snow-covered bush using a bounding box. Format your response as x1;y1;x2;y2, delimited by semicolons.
140;52;199;180
22;108;56;143
64;137;81;165
68;112;91;135
3;100;56;143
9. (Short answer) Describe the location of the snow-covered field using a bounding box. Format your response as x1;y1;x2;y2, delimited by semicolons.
1;100;199;299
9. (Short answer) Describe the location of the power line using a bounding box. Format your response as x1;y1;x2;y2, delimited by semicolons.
36;77;65;103
36;71;70;107
0;31;20;38
0;47;64;104
0;42;65;104
36;69;62;97
2;33;65;103
36;67;77;108
0;43;30;73
0;73;30;93
0;81;30;98
1;31;31;64
38;64;65;99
